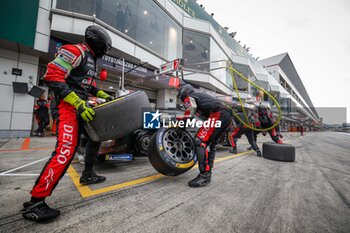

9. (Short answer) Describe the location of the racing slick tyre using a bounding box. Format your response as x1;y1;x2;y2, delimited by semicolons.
84;91;150;142
148;127;196;176
262;142;295;162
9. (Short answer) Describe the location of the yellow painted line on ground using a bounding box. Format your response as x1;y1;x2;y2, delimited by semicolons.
215;150;252;162
67;150;253;198
67;165;164;198
67;166;96;198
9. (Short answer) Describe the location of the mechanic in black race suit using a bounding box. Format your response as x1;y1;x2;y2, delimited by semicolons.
33;96;50;137
22;25;115;223
246;108;283;150
246;111;266;150
177;84;232;187
256;104;283;144
229;111;262;157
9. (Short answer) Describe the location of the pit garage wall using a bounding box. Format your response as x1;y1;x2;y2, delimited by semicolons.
0;49;39;138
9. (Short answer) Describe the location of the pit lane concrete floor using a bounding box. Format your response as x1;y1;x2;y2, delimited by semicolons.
0;132;349;233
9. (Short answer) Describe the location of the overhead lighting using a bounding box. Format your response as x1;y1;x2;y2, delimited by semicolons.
149;41;153;44
125;29;128;33
144;10;148;15
190;40;193;43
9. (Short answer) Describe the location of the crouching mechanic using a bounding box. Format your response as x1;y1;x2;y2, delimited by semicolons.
22;25;115;223
177;84;232;187
229;112;262;157
257;104;283;144
247;111;266;150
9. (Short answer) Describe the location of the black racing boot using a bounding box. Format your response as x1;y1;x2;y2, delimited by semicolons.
246;146;253;150
22;201;60;223
229;148;237;154
188;172;212;187
256;150;262;157
80;170;106;185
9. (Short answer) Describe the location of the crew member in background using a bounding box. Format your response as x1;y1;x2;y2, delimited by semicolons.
22;25;114;223
229;111;262;157
49;92;58;136
246;107;284;151
257;104;283;144
177;84;232;187
33;95;50;137
299;123;304;136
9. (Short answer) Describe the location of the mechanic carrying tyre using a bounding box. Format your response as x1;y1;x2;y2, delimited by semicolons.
22;25;115;223
177;84;232;187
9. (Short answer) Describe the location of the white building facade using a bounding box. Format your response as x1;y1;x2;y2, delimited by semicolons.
0;0;319;137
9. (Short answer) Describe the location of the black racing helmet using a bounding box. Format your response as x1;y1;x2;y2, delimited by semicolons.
177;84;194;101
85;25;112;58
258;104;268;114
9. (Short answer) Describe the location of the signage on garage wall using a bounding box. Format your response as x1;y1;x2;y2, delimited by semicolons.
12;68;22;76
171;0;196;17
99;55;154;78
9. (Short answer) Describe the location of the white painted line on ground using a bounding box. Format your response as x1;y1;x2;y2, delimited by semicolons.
0;157;49;175
0;173;68;177
337;132;350;137
0;173;40;176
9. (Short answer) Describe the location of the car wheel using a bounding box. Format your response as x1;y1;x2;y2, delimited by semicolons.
134;130;152;157
148;127;197;176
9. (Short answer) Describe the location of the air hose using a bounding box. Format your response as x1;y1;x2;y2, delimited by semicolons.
226;66;282;132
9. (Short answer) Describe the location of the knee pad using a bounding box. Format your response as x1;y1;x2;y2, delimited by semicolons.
194;137;207;159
